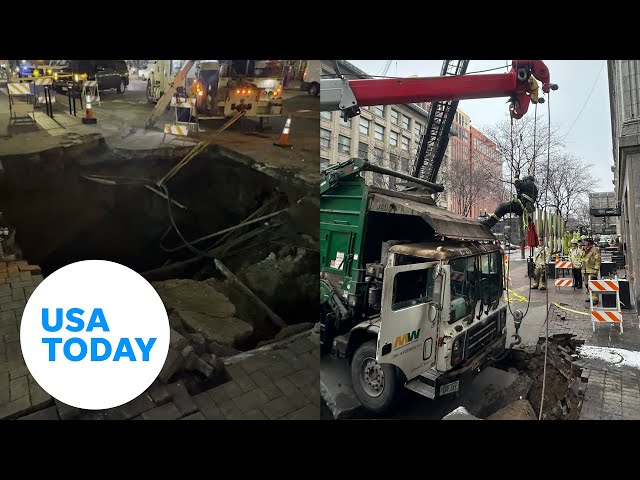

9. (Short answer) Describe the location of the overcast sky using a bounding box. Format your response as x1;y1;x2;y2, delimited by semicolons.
348;60;613;191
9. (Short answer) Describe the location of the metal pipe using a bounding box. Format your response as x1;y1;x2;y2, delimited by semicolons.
362;162;444;192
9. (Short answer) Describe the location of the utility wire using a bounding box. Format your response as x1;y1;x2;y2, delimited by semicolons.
539;90;553;420
562;61;605;140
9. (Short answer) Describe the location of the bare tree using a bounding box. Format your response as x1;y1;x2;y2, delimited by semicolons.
441;143;498;217
572;197;591;229
483;115;565;183
536;153;597;224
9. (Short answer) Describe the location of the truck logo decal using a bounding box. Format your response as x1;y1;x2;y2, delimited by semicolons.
394;329;420;349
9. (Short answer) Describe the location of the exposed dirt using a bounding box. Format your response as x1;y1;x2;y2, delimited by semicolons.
497;337;583;420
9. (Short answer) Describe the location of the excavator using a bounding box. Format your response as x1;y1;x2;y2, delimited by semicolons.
320;60;558;414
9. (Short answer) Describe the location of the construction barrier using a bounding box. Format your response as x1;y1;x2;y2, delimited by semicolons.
273;115;292;148
164;124;190;136
7;81;35;125
163;93;198;143
33;77;55;118
82;80;100;107
554;259;574;290
589;278;623;334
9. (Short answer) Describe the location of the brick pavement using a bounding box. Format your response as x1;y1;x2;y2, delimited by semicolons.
1;259;320;421
507;260;640;420
0;260;48;420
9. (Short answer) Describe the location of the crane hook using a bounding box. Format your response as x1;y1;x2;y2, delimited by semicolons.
509;309;524;349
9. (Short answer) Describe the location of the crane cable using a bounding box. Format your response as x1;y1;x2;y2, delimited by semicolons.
538;91;553;420
504;96;538;346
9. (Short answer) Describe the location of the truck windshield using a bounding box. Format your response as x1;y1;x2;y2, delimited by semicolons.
481;251;503;306
449;252;503;323
449;256;476;322
392;268;435;311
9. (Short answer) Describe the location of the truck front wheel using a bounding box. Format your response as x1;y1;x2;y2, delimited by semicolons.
351;340;399;414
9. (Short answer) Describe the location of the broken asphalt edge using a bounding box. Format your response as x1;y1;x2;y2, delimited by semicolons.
223;328;315;366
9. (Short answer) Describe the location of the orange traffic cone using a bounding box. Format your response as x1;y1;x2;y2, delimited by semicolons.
82;95;97;125
273;115;292;148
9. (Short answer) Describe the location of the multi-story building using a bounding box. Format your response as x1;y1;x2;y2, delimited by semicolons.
437;110;502;219
609;60;640;308
320;60;429;188
588;192;618;235
320;60;502;219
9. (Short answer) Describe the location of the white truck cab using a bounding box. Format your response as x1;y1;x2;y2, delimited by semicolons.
302;60;320;96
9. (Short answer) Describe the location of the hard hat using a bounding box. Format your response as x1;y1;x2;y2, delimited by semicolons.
571;239;578;244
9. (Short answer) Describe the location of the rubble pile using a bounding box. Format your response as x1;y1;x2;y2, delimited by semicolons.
499;338;585;420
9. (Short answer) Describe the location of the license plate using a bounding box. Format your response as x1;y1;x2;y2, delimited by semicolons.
439;380;459;396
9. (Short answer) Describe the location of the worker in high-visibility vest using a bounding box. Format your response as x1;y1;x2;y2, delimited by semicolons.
582;237;601;305
569;238;583;288
532;239;550;290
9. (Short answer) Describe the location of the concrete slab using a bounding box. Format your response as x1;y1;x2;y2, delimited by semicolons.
486;399;537;420
320;355;363;419
442;406;482;420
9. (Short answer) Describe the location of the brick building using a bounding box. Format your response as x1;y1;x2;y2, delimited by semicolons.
321;60;502;219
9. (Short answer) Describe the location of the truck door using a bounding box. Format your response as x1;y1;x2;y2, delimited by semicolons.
376;261;444;380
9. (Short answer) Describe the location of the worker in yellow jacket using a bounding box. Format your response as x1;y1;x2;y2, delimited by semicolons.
569;239;583;288
582;237;601;305
532;239;550;290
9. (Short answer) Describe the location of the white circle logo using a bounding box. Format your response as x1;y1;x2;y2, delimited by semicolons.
20;260;170;410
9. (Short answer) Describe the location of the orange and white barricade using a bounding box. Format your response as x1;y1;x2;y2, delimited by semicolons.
169;95;198;132
554;259;574;290
34;77;55;105
589;279;623;334
81;80;100;106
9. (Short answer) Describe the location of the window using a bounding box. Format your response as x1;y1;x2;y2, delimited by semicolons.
392;269;435;311
449;256;476;323
338;135;351;154
401;136;410;151
402;115;410;130
359;117;370;136
320;111;331;120
321;157;330;172
480;251;503;306
339;116;352;128
320;128;331;149
374;147;383;162
374;105;385;117
389;154;398;189
373;172;384;187
390;109;399;125
400;156;409;173
358;141;368;159
390;131;398;147
414;122;422;138
374;124;384;141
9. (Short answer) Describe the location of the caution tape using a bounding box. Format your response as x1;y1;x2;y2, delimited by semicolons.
505;289;528;303
551;302;590;316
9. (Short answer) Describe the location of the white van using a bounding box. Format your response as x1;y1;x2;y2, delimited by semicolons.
301;60;320;96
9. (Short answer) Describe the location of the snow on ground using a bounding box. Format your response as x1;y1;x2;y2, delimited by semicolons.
577;345;640;370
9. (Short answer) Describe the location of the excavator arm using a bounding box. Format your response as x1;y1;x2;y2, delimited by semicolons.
321;60;555;121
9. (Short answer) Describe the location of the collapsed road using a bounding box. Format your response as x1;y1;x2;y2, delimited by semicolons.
0;136;320;420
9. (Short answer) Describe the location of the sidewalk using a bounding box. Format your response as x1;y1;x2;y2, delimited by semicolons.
508;261;640;420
